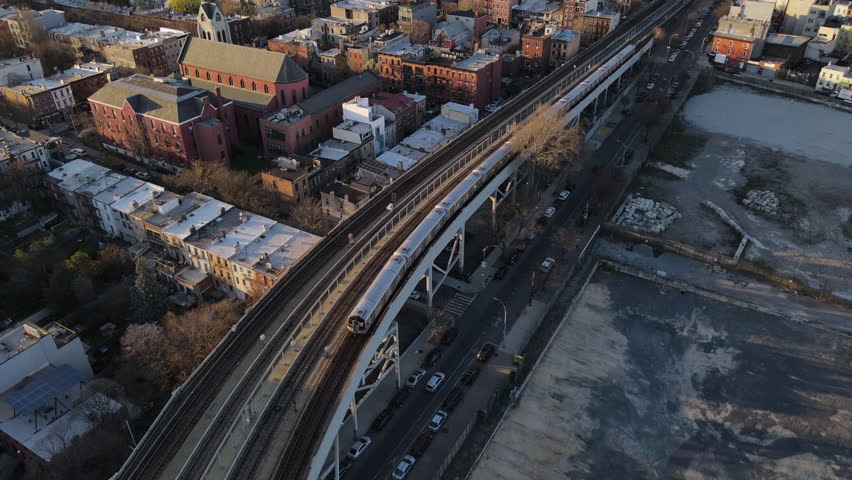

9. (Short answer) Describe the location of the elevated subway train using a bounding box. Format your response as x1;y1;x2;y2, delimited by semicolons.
346;42;641;334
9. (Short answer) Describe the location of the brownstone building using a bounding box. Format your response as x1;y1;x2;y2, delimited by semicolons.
521;27;553;73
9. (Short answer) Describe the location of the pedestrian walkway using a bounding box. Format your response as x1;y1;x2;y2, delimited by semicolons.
444;292;477;317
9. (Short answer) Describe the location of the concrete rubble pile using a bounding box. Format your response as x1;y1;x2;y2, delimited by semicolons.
742;190;780;215
615;195;681;233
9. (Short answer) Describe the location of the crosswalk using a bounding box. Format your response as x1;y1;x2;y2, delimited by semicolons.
444;292;476;317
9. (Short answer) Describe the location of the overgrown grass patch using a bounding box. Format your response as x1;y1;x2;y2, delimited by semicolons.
649;116;708;168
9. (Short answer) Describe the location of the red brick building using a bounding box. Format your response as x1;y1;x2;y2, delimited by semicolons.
521;28;552;73
378;45;502;110
88;75;237;167
267;36;318;70
178;37;309;142
260;72;382;157
486;0;518;26
582;12;619;43
711;32;757;70
370;91;427;138
561;0;587;30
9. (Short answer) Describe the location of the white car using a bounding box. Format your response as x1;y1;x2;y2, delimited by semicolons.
646;82;656;90
558;190;571;200
680;40;688;48
540;257;556;273
409;290;421;301
391;455;416;479
668;54;677;62
406;368;427;388
428;410;448;432
544;207;556;218
696;20;703;27
425;372;445;392
346;436;372;460
69;147;87;158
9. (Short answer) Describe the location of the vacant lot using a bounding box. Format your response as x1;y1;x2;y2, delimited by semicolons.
470;269;852;480
629;82;852;300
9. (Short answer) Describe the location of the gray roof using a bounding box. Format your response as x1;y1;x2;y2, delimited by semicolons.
199;1;217;18
189;77;274;111
179;37;308;84
296;71;381;115
88;74;216;123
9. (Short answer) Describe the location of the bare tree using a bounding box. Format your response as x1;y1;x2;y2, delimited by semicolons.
165;162;280;218
712;1;732;18
510;104;584;196
81;379;124;424
687;11;698;24
552;227;579;259
402;20;432;44
290;197;326;234
459;0;487;14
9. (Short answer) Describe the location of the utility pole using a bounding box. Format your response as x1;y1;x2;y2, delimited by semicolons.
529;270;536;306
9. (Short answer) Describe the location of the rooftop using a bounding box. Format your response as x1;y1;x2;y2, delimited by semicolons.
88;74;220;124
179;37;308;84
377;149;420;171
712;30;758;42
74;171;125;198
0;323;76;367
552;29;580;43
161;195;233;240
189;77;274;111
0;129;46;160
455;52;500;71
765;33;810;47
333;0;394;12
231;222;321;275
0;56;38;68
92;176;146;206
310;139;360;161
264;107;308;126
324;181;370;202
111;182;166;214
47;159;111;192
190;209;275;257
296;71;381;115
513;0;562;14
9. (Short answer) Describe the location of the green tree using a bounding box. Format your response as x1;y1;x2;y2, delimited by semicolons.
167;0;201;14
65;251;99;276
131;258;168;324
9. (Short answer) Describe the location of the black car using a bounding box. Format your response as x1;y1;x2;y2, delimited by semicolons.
461;367;481;385
371;410;394;432
476;343;496;362
441;328;459;345
442;387;465;412
423;348;443;367
391;388;410;408
411;431;435;458
494;266;508;280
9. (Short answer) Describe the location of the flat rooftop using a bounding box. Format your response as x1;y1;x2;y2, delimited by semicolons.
231;222;321;275
47;159;111;192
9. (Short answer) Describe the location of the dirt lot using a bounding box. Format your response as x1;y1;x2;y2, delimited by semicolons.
627;81;852;300
470;268;852;480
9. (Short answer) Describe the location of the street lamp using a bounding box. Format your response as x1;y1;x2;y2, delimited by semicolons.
493;297;507;347
667;33;680;51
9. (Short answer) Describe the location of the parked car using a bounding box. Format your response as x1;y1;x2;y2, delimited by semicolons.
461;367;481;385
324;462;351;479
410;431;435;457
646;82;656;90
371;410;393;432
391;455;416;479
668;54;678;62
405;368;427;388
558;190;571;201
680;40;688;48
422;348;443;367
442;387;464;412
409;290;421;301
346;436;372;460
428;410;449;432
544;207;556;218
135;171;151;180
494;265;508;280
391;388;411;408
69;148;87;158
441;327;459;345
508;251;521;265
425;372;446;392
476;343;496;362
540;257;556;273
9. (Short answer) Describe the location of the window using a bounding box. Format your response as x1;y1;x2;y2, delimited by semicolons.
240;79;245;88
172;125;176;135
217;74;222;83
252;82;256;91
195;69;200;78
264;85;269;94
217;134;222;145
292;90;297;104
229;77;234;86
206;72;211;80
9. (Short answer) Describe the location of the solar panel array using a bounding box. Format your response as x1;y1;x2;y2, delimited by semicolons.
7;365;85;415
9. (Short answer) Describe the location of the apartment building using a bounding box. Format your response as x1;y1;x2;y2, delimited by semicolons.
486;0;520;26
46;159;321;300
0;78;73;125
330;0;399;30
267;28;320;70
399;0;438;30
88;74;237;167
0;56;43;87
0;129;52;172
378;44;502;110
259;71;382;156
7;9;65;49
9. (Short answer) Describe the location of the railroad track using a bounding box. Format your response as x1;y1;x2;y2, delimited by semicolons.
117;0;685;476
